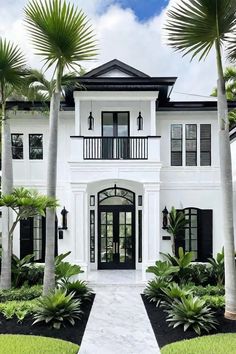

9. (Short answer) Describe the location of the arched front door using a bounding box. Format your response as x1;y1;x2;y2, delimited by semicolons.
98;186;135;269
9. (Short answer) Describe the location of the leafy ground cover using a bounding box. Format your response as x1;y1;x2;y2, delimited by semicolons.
0;334;79;354
161;334;236;354
142;295;236;348
0;294;94;346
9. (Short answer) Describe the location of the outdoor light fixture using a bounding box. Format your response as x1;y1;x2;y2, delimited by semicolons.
162;206;169;230
61;207;69;230
137;111;143;131
88;112;94;130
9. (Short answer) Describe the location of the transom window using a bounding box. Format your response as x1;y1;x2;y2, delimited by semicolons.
29;134;43;160
98;187;134;206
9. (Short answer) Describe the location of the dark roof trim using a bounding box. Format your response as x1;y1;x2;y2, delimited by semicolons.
76;77;177;87
82;59;150;78
158;101;236;112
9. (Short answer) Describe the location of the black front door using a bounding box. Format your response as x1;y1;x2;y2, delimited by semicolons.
98;205;135;269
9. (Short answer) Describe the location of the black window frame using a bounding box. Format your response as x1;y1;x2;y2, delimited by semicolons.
11;133;24;160
29;134;43;160
90;210;95;263
200;124;211;166
171;124;183;166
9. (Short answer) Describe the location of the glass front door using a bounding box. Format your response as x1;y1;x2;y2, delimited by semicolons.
102;112;130;159
98;206;135;269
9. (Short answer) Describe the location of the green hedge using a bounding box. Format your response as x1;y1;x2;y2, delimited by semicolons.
161;334;236;354
0;335;79;354
0;286;42;302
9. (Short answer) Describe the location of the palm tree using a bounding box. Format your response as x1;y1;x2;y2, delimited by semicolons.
212;67;236;127
24;0;97;294
165;0;236;319
0;38;28;289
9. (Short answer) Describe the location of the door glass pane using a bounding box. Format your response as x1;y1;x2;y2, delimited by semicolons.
107;225;113;237
101;212;106;225
119;239;125;263
125;237;132;261
117;113;129;137
103;113;114;136
126;225;132;237
119;225;125;237
100;212;114;264
119;212;125;224
126;212;132;224
101;238;106;262
107;213;113;224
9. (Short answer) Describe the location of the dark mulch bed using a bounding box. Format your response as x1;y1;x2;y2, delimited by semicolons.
141;294;236;348
0;294;95;346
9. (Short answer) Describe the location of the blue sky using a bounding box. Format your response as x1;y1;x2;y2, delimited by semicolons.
105;0;170;21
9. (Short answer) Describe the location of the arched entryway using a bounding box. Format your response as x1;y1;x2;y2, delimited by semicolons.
98;185;135;269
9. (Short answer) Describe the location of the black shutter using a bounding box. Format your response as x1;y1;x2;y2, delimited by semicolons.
198;209;213;261
20;218;33;258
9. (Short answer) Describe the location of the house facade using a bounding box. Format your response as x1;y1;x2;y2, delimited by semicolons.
8;59;236;277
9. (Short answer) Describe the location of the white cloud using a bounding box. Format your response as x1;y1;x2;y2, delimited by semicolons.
0;0;221;101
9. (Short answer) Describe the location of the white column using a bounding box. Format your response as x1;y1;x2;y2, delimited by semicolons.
72;184;88;274
74;97;81;135
150;99;156;136
142;183;160;280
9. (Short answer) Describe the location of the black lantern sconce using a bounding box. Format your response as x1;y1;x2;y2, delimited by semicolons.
88;112;94;130
137;111;143;131
162;207;169;230
61;207;69;230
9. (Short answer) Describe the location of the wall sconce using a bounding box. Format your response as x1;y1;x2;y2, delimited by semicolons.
137;111;143;131
88;112;94;130
61;207;69;230
162;206;168;230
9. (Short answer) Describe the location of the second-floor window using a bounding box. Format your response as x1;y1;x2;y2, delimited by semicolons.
171;124;211;166
11;134;23;159
29;134;43;160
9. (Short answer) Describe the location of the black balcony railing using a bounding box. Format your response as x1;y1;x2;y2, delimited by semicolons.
83;137;148;160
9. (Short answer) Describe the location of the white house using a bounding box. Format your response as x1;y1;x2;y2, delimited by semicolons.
7;59;236;277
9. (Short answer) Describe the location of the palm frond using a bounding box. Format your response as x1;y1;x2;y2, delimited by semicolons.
0;38;28;97
24;0;98;72
165;0;236;61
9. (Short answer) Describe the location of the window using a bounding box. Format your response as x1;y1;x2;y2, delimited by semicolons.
200;124;211;166
11;134;23;159
90;210;95;263
171;124;182;166
186;124;197;166
183;208;198;261
29;134;43;160
138;210;142;263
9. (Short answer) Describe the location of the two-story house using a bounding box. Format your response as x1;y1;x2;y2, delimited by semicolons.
8;59;236;277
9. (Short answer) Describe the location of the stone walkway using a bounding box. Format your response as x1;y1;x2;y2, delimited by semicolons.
79;271;160;354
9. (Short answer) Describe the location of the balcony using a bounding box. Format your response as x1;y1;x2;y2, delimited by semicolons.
70;136;161;162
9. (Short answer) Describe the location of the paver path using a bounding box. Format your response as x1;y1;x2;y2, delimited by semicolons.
79;271;160;354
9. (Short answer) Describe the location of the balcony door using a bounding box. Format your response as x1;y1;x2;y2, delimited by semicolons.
102;112;130;159
98;187;135;269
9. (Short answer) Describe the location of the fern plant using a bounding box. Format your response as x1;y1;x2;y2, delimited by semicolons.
33;289;82;329
166;295;218;335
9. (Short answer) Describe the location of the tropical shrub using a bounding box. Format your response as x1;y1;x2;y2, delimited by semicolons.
0;285;42;302
64;280;93;301
143;278;167;306
33;289;82;329
166;295;218;335
55;262;83;285
146;261;179;281
208;249;225;286
161;283;192;307
192;285;225;297
11;254;34;287
166;207;189;253
187;264;213;286
202;295;225;310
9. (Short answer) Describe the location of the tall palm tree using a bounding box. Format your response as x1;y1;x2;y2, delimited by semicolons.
165;0;236;319
24;0;97;294
0;38;27;289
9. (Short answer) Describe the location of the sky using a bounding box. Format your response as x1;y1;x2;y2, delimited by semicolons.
0;0;221;101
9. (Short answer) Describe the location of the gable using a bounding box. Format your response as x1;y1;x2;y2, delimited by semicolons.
83;59;150;78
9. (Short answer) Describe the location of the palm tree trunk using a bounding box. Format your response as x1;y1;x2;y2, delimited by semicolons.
43;66;62;295
215;41;236;319
1;99;13;289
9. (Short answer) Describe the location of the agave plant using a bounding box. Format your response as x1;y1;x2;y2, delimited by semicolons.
166;295;218;335
33;289;82;329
